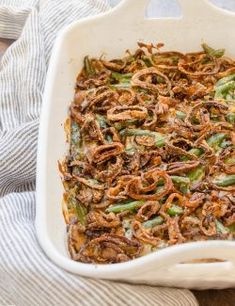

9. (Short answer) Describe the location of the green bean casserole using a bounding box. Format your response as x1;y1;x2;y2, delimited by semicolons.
59;43;235;264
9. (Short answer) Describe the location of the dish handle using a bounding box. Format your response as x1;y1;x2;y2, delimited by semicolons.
131;242;235;284
113;0;235;19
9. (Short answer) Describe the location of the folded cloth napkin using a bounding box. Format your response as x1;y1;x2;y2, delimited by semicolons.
0;1;198;305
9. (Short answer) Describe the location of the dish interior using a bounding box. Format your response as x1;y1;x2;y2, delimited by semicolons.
38;2;235;269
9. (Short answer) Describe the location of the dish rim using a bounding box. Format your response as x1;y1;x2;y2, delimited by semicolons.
36;0;235;277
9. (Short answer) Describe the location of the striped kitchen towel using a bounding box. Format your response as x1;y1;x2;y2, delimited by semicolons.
0;1;198;305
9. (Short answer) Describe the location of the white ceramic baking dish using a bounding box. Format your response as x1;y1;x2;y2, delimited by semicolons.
36;0;235;289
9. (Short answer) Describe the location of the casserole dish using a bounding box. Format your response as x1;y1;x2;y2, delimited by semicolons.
36;0;235;289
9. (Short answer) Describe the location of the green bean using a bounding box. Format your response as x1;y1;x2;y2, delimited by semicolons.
136;88;149;94
226;93;234;100
228;223;235;232
213;175;235;187
142;56;153;67
125;147;136;155
220;139;231;149
122;220;133;239
106;135;113;143
214;74;235;100
96;115;108;129
142;216;164;228
111;83;131;89
84;56;95;76
120;129;165;147
106;200;145;213
215;220;229;234
75;203;87;225
215;81;235;100
189;148;204;156
216;73;235;87
111;72;133;84
187;166;205;182
167;205;184;216
159;195;168;204
207;133;226;150
152;54;179;65
171;56;180;65
171;176;190;194
202;43;225;58
126;119;139;125
68;195;87;225
156;76;165;83
113;122;124;130
70;121;81;157
181;148;204;161
171;176;190;184
125;135;136;155
88;179;100;185
226;113;235;124
176;111;186;120
71;121;80;145
225;157;235;165
114;120;138;131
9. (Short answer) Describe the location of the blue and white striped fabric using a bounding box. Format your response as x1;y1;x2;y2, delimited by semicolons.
0;1;198;305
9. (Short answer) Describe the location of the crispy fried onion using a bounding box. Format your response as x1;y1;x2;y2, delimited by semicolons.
185;192;205;208
95;156;123;185
107;105;148;121
102;59;126;71
76;184;104;205
223;200;235;226
116;88;136;105
124;152;140;174
136;201;160;221
152;51;184;70
136;91;155;105
202;200;228;218
180;216;201;238
102;127;121;143
91;142;124;163
86;211;120;229
186;101;228;131
219;147;235;174
81;114;104;142
167;217;185;245
77;234;142;263
160;193;187;215
126;169;173;200
135;135;156;147
70;102;85;125
199;215;217;236
106;176;135;201
155;96;175;115
76;71;110;90
132;221;160;246
73;176;104;190
143;107;158;129
58;160;72;181
166;139;199;161
167;161;201;174
88;87;118;111
131;67;172;96
139;151;162;170
217;57;235;78
178;53;220;76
